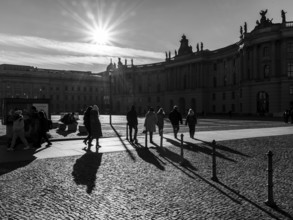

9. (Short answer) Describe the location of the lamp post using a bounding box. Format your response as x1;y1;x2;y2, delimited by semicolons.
109;69;113;125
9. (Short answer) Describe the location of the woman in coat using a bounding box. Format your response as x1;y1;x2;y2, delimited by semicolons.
156;108;165;136
88;105;102;150
83;106;92;145
185;109;197;138
144;107;158;142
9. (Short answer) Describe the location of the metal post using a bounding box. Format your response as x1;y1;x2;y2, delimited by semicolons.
145;130;148;148
126;123;129;140
160;132;163;147
179;134;185;165
211;140;219;182
265;151;276;207
109;73;112;125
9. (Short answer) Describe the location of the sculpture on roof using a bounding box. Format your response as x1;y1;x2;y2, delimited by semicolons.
177;34;193;56
281;10;287;23
256;9;273;28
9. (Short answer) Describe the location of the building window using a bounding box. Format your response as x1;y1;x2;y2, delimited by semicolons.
148;97;151;102
213;77;217;88
264;65;270;78
263;46;269;57
157;96;160;102
139;85;142;93
240;103;242;112
65;86;68;91
287;42;293;57
233;72;236;85
212;93;216;100
223;92;226;100
212;105;216;112
213;63;217;71
288;62;293;78
231;104;235;112
222;105;226;113
290;86;293;95
232;92;235;100
224;75;227;86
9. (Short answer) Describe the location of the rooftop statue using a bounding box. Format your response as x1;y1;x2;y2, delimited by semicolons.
281;10;287;23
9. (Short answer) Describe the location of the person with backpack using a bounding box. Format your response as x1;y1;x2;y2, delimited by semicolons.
7;110;30;151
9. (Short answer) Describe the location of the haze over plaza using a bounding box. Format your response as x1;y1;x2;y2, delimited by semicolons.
1;0;293;73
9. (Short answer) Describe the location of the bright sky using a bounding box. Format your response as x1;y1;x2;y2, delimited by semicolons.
0;0;293;73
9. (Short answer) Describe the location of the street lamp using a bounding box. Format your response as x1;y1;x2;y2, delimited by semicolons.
109;69;113;124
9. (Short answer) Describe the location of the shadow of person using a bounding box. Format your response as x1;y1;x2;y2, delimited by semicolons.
56;129;76;137
72;151;102;194
132;143;165;170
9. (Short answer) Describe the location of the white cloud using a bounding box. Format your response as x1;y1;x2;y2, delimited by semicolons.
0;33;164;67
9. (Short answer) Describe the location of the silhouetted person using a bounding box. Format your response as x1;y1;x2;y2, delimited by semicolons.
38;110;52;146
87;105;102;151
126;105;138;143
83;106;93;145
169;106;182;139
144;107;157;143
30;106;41;148
7;110;30;151
156;108;165;136
185;109;197;138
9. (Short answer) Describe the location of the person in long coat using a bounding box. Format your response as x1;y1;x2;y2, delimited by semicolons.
185;109;197;138
88;105;102;150
144;107;157;142
156;108;165;136
168;105;183;139
83;106;92;145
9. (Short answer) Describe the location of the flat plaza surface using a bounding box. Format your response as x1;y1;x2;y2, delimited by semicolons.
0;117;293;219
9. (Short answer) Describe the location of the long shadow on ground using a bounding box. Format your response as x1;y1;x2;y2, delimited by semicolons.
72;151;102;194
131;142;165;170
218;181;290;220
165;138;236;162
0;160;35;176
111;124;136;161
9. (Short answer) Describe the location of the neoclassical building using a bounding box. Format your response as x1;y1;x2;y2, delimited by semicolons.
0;64;107;115
104;10;293;116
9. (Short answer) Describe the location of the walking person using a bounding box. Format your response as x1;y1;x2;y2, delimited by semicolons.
29;106;41;148
126;105;138;143
38;110;52;146
185;109;197;138
87;105;102;151
7;110;30;151
168;105;183;139
144;107;157;143
83;106;92;145
157;108;165;136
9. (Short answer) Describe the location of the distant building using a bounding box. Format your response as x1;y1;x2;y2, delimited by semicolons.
0;64;107;115
103;10;293;116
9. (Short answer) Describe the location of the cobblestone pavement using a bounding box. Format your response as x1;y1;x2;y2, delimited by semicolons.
1;135;293;219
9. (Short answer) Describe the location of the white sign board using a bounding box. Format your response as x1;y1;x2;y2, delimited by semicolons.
33;103;49;117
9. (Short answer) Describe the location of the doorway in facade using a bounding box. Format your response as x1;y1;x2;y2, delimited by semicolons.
257;91;269;115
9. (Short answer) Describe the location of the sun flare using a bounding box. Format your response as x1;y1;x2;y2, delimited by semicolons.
91;27;110;45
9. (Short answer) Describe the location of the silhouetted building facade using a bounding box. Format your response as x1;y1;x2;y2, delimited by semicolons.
104;10;293;116
0;64;106;115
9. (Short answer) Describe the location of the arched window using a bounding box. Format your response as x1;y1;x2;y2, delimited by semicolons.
264;65;270;78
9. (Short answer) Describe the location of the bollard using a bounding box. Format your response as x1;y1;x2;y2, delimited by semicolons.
264;151;276;207
179;134;185;165
126;123;129;140
211;140;219;182
160;132;163;147
145;130;148;148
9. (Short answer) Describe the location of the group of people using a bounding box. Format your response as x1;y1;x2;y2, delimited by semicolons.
126;105;198;143
82;105;103;151
6;106;52;151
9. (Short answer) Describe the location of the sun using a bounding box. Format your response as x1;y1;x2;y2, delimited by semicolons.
91;27;110;45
